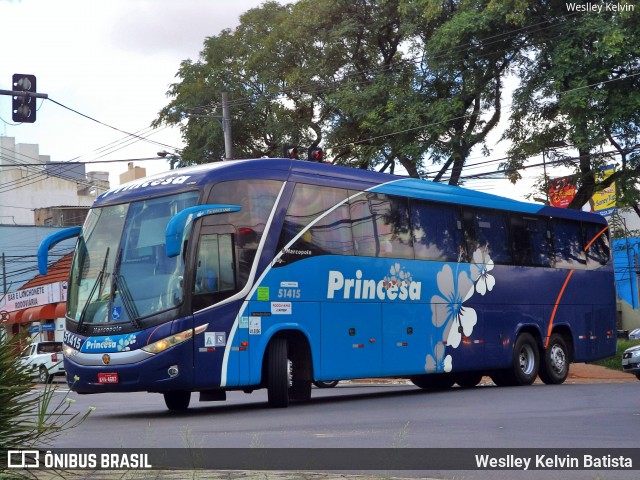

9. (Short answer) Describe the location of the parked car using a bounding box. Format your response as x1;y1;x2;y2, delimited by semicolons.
622;344;640;380
628;328;640;340
19;341;65;383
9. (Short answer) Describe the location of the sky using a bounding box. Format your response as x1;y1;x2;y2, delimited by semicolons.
0;0;267;187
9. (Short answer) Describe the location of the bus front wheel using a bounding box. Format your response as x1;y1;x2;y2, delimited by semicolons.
267;338;290;408
164;390;191;411
511;333;539;385
538;333;569;385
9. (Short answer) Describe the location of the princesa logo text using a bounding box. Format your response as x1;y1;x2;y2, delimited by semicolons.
327;264;421;301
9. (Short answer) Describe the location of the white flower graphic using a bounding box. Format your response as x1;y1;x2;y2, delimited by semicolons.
470;247;495;296
386;263;412;290
117;334;137;352
430;264;477;348
425;341;452;373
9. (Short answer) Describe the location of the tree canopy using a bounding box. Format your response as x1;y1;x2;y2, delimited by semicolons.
154;0;640;210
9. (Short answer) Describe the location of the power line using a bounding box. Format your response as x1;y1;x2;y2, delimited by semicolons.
47;97;182;152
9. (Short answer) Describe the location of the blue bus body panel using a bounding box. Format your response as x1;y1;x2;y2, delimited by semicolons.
63;159;616;394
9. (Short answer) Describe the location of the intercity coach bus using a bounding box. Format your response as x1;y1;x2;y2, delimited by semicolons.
38;159;616;410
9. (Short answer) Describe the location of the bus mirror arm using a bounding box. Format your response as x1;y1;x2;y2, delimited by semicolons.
165;204;242;258
37;226;82;275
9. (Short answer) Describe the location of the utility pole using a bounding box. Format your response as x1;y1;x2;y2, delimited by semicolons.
2;253;6;295
222;92;233;160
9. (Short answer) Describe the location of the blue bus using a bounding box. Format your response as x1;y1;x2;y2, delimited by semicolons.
38;159;616;410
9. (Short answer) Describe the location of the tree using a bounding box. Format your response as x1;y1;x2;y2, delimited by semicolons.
153;0;529;183
503;1;640;209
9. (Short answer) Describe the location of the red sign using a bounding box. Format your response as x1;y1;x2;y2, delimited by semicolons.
548;175;577;208
97;373;119;384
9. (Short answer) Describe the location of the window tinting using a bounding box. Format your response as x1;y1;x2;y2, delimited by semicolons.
278;184;354;256
349;192;413;259
584;223;610;268
552;219;586;269
511;216;552;267
412;200;463;262
465;210;512;264
207;179;282;285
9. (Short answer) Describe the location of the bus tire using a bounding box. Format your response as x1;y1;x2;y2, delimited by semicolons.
510;332;539;385
164;390;191;411
411;373;455;390
289;357;312;402
267;338;290;408
538;333;569;385
455;372;484;388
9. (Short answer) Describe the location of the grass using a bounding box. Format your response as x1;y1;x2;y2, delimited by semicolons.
593;338;640;370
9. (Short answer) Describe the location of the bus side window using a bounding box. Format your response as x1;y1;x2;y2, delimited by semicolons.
411;200;462;262
194;233;235;295
511;216;552;267
277;184;354;257
350;192;413;259
584;223;610;269
463;209;512;264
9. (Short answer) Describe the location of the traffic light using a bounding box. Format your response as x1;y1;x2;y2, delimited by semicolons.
12;74;37;123
308;147;323;162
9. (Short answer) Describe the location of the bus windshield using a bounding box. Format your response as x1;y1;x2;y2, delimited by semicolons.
67;191;199;326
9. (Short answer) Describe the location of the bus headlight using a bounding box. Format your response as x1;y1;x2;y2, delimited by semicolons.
64;345;78;358
142;324;209;355
142;330;193;354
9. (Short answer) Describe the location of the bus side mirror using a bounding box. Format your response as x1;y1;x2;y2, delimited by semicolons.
165;204;242;258
37;226;82;275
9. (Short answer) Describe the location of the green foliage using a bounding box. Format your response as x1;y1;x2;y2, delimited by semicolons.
154;0;530;181
154;0;640;193
0;333;93;479
503;0;640;209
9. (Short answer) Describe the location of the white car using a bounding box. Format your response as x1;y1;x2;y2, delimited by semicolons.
19;341;65;383
622;344;640;381
628;328;640;340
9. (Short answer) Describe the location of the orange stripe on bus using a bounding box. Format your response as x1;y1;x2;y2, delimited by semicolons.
546;270;574;348
583;225;609;252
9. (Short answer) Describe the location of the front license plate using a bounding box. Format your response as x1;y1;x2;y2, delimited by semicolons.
97;373;119;384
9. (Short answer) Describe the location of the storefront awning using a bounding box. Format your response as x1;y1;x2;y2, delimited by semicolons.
54;302;67;318
7;310;23;325
22;304;57;323
3;302;67;325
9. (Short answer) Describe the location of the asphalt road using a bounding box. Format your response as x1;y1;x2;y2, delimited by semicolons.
29;379;640;480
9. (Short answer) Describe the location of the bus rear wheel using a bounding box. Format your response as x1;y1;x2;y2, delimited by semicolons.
538;333;569;385
491;333;540;386
267;338;290;408
164;390;191;411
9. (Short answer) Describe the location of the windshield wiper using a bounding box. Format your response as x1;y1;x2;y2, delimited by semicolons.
77;247;110;333
111;248;141;329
